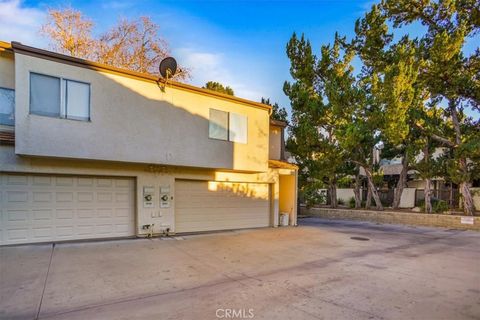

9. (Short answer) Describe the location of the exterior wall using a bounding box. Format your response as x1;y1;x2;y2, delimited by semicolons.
279;174;296;225
0;50;14;89
336;188;358;203
399;188;416;208
303;207;480;231
471;188;480;211
407;180;424;189
13;53;269;172
269;125;282;160
1;145;287;236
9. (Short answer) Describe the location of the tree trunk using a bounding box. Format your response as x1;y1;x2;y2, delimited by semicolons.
459;159;475;216
393;152;408;209
353;168;362;209
423;143;432;213
366;184;372;209
450;101;475;215
329;180;337;209
364;167;383;210
449;181;453;208
425;178;433;213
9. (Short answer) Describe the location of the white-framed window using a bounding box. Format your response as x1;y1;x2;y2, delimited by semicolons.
229;112;247;144
208;108;248;144
0;87;15;126
209;109;229;140
30;72;90;121
65;79;90;121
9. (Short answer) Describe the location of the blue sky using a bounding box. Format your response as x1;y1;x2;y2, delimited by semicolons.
1;0;479;119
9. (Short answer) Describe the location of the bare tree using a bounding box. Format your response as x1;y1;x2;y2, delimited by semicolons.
41;7;95;59
41;8;190;80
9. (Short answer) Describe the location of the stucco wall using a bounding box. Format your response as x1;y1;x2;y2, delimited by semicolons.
13;53;269;172
269;126;281;160
337;188;358;203
1;145;286;235
472;188;480;211
279;174;296;225
399;188;416;208
0;50;14;89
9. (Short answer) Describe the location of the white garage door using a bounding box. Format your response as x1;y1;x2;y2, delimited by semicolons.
175;180;271;233
0;174;135;245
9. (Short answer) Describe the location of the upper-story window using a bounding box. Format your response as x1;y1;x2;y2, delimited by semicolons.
0;87;15;126
30;72;90;121
208;108;247;144
209;109;229;140
228;112;247;144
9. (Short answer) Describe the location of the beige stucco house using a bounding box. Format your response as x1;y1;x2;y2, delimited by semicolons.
0;41;298;245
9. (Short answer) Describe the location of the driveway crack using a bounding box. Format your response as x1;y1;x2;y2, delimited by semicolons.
36;243;55;320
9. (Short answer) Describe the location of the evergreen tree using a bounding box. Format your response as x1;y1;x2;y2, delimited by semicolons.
382;0;480;215
203;81;234;96
260;97;288;123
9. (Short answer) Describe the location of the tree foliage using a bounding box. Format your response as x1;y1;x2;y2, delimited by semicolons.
381;0;479;215
41;7;190;80
285;1;479;214
202;81;234;96
260;97;288;123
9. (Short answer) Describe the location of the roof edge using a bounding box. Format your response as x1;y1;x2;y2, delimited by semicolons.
270;119;288;127
268;159;298;170
0;41;12;52
8;41;272;112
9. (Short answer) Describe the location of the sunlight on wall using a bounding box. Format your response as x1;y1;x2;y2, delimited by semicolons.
207;181;269;200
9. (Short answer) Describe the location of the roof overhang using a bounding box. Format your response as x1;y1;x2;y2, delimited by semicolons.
268;159;298;170
269;119;288;128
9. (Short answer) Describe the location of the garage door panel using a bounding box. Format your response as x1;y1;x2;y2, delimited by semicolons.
175;180;270;233
176;207;269;218
56;226;74;237
0;174;135;245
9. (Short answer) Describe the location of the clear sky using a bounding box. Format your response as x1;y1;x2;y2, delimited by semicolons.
1;0;479;119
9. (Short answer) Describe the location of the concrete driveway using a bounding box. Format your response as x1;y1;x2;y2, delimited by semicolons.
1;218;479;320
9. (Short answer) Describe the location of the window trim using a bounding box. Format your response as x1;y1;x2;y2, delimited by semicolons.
208;108;248;144
29;72;61;118
29;71;91;122
228;112;248;144
0;86;15;126
64;78;91;121
208;108;229;141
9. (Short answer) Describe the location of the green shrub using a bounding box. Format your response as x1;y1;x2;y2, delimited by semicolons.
433;200;448;213
338;198;345;205
302;186;327;208
349;197;356;208
418;198;449;214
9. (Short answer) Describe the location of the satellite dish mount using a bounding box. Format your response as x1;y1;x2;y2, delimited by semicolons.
158;57;178;92
158;57;177;85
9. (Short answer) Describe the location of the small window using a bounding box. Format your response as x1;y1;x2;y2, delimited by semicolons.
209;109;228;140
229;112;247;144
0;87;15;126
65;80;90;121
29;72;90;121
30;73;61;117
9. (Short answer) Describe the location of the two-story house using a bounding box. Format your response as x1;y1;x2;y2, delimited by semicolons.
0;41;298;245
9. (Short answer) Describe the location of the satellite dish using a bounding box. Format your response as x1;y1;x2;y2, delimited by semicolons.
159;57;177;79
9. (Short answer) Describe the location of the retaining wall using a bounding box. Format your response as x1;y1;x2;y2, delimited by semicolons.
302;207;479;231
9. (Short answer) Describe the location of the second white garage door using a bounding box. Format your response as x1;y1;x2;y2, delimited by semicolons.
175;180;271;233
0;174;135;245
